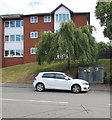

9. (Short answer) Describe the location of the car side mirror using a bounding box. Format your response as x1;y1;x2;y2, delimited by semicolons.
65;77;70;80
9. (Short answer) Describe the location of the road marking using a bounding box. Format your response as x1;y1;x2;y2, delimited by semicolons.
0;98;68;104
108;104;112;106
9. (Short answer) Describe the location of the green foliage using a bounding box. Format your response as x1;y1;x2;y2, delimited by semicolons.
36;20;98;68
36;32;58;64
97;41;112;53
95;2;112;40
107;74;112;83
79;25;98;65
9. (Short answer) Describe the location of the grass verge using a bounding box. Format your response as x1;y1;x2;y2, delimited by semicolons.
1;59;111;83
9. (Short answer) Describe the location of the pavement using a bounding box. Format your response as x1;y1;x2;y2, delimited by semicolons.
0;82;111;91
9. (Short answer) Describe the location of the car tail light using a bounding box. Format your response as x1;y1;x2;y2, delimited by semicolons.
34;77;36;81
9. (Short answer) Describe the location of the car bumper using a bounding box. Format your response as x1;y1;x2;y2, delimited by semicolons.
33;81;37;88
81;85;90;91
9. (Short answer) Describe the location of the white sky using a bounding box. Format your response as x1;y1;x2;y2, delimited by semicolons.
0;0;110;43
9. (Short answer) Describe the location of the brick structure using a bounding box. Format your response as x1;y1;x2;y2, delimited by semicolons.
1;4;90;67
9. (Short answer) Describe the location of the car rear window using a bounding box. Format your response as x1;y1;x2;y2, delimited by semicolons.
42;73;55;78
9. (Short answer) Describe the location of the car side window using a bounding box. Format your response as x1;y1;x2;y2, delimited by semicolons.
42;73;55;78
55;73;66;79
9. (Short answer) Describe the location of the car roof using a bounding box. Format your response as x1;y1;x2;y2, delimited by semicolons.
40;72;65;74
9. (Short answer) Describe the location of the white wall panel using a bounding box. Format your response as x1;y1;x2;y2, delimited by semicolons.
54;6;71;32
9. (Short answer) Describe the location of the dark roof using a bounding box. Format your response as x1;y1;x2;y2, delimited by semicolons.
73;12;90;15
23;13;51;17
51;3;73;13
1;14;23;20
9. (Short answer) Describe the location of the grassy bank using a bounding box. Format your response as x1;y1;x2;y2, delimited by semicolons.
1;59;111;83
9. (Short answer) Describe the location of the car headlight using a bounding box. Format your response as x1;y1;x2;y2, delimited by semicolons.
82;82;89;85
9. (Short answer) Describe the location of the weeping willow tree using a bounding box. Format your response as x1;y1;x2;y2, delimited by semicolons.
58;20;83;69
79;25;98;65
36;20;98;69
36;32;58;64
58;20;98;67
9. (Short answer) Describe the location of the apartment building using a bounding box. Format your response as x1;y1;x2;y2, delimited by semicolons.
1;4;90;67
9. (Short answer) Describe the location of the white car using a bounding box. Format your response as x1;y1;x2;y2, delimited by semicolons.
33;72;89;93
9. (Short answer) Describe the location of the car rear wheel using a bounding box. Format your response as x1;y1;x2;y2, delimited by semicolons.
71;84;81;93
36;83;45;92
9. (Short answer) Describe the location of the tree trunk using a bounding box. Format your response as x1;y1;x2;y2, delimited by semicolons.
67;53;70;70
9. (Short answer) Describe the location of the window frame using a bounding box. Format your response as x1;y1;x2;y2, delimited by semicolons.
30;16;38;23
10;35;15;42
4;50;9;57
16;34;21;41
44;16;51;22
4;49;24;57
4;20;24;28
30;48;37;54
42;73;55;79
30;32;38;38
10;21;15;27
16;49;21;56
55;73;66;80
5;21;9;27
16;21;21;27
55;14;69;22
4;35;9;42
10;49;15;56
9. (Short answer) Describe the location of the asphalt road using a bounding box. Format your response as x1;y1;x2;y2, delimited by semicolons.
0;86;111;118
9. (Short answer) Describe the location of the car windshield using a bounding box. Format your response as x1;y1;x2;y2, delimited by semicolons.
65;73;74;79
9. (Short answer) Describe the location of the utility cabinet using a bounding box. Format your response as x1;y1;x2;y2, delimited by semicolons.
78;66;104;84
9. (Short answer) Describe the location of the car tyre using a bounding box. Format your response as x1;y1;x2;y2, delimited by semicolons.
36;83;45;92
71;84;81;93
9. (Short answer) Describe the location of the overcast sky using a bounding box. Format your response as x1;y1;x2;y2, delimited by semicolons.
0;0;109;43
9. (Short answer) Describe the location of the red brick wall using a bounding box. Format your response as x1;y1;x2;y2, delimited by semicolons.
3;57;24;67
2;13;90;67
0;17;2;68
0;17;4;68
72;14;89;27
23;15;54;64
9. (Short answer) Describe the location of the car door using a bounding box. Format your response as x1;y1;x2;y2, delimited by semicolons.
42;73;55;89
54;73;71;90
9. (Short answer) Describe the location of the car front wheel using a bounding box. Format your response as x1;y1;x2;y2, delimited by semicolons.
36;83;45;92
71;84;81;93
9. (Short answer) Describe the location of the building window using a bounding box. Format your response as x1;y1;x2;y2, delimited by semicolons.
21;35;24;40
16;21;21;27
56;14;69;22
10;50;15;56
30;32;38;38
5;20;24;28
5;34;23;42
5;22;9;27
30;48;37;54
10;35;15;41
16;50;21;56
5;50;9;57
44;16;51;22
5;35;9;41
30;17;38;23
4;49;23;57
10;21;15;27
16;35;21;41
56;14;58;22
21;20;24;26
21;50;24;56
